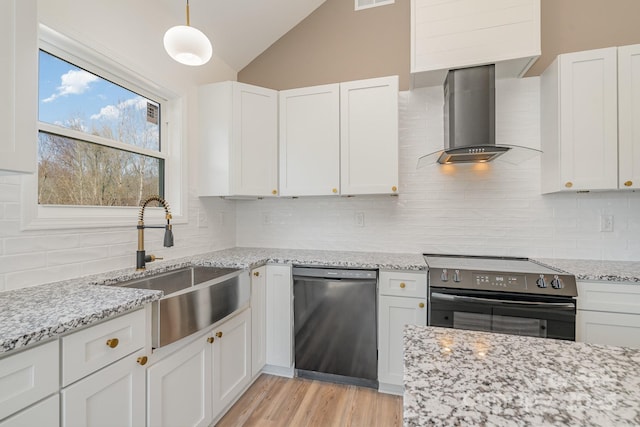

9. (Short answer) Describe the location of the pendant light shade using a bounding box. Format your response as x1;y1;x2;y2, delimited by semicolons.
164;0;212;66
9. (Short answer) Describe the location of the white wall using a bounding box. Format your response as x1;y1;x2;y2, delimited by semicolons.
236;78;640;260
0;1;238;291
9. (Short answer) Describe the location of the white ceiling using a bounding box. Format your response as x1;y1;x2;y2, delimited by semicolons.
159;0;327;71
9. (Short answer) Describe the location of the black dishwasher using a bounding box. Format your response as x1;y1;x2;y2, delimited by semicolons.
293;267;378;389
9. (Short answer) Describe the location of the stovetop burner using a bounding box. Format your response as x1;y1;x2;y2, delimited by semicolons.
423;254;578;298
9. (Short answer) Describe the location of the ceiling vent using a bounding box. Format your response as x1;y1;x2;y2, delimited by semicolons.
355;0;394;11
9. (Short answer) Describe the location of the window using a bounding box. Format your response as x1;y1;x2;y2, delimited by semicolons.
38;50;164;207
21;25;185;230
355;0;394;11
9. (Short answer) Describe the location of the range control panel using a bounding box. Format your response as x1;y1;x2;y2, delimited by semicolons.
428;268;578;297
473;273;527;291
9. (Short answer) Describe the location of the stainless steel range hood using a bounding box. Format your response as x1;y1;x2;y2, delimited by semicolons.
418;64;541;166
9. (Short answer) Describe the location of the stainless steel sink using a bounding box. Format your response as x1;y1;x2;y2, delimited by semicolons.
118;266;249;348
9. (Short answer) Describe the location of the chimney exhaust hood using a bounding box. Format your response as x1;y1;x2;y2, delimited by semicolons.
418;64;540;167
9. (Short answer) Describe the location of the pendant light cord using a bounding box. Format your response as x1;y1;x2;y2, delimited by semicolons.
186;0;190;26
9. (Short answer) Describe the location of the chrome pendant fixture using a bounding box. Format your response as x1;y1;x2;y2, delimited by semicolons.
163;0;212;66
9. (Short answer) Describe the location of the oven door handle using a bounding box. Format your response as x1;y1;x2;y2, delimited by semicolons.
430;292;575;309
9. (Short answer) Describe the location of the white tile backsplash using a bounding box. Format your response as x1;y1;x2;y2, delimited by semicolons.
0;182;236;291
235;79;640;261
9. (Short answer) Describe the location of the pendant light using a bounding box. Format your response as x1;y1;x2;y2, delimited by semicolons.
163;0;213;66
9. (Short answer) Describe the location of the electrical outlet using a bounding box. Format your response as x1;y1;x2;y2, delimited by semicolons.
197;209;208;228
355;212;365;227
600;215;614;232
262;212;272;225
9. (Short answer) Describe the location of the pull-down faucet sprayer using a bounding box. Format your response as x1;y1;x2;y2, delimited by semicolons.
137;195;173;271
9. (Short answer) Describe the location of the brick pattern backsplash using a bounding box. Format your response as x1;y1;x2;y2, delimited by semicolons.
0;176;236;291
236;78;640;260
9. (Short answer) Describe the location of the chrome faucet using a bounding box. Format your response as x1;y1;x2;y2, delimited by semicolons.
137;195;173;271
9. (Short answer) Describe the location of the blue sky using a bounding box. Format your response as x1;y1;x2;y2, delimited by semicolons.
38;50;159;149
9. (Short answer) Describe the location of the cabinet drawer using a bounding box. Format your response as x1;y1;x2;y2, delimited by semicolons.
379;271;427;298
577;281;640;314
0;340;59;421
61;309;145;386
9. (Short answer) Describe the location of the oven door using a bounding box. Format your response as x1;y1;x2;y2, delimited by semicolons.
429;288;576;340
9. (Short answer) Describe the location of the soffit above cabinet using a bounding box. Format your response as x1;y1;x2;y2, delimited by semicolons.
411;0;541;87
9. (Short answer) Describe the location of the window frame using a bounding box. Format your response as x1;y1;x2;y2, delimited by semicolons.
21;24;187;230
354;0;394;11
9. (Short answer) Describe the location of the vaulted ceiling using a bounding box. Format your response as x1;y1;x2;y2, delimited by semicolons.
159;0;327;71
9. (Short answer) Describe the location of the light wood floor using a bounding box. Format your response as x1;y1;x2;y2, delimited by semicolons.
216;374;403;427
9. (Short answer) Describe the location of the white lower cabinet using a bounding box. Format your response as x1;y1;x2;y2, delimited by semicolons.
251;267;267;377
378;294;427;394
577;311;640;348
62;352;146;427
147;308;252;427
0;340;59;421
212;309;252;417
576;281;640;349
147;336;212;427
0;395;59;427
265;265;294;375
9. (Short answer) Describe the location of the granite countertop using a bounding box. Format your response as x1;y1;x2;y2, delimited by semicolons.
403;325;640;426
0;282;161;355
0;247;426;356
192;247;428;271
534;258;640;283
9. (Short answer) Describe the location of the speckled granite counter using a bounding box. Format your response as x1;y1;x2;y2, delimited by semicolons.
0;282;161;355
534;258;640;283
0;247;425;356
192;247;428;271
403;325;640;426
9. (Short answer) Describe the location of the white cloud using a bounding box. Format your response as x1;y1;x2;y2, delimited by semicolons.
90;105;119;120
90;96;147;121
42;69;99;103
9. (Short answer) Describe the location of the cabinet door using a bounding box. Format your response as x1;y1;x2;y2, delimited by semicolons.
618;44;640;190
558;48;618;191
147;337;212;427
577;310;640;349
0;0;37;174
251;266;267;377
0;395;59;427
279;84;340;196
340;76;399;195
61;352;145;427
265;265;293;370
198;81;278;197
232;83;278;196
212;309;251;415
378;296;427;388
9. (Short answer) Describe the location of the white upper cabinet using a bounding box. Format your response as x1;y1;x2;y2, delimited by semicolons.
411;0;540;86
279;84;341;197
618;44;640;190
199;81;278;197
279;77;400;197
0;0;37;174
340;76;399;195
541;45;640;193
